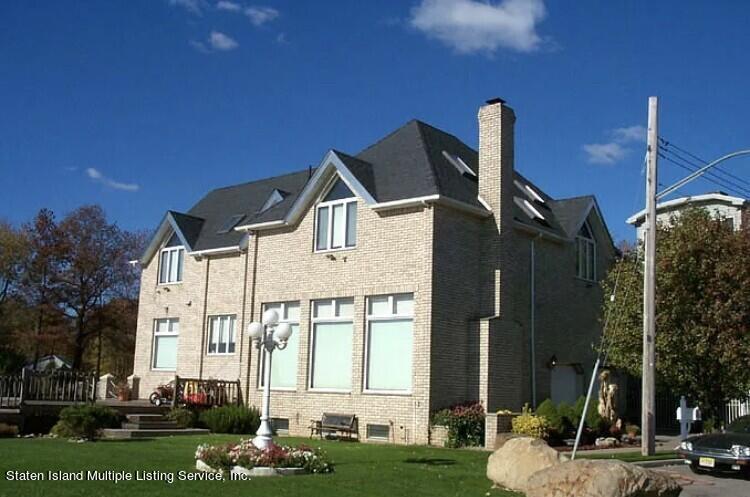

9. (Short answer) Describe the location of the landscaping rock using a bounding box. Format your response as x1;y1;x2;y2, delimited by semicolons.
595;436;620;448
486;437;563;492
524;459;682;497
493;432;523;450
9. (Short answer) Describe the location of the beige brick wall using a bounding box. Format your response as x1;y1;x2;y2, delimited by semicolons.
133;192;436;444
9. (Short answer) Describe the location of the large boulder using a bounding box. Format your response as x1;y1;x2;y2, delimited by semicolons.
524;459;682;497
486;437;563;492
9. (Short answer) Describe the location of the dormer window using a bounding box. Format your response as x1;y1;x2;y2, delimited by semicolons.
315;178;357;252
576;220;596;281
159;233;184;284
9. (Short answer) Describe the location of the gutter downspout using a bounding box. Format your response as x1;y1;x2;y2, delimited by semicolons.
244;232;259;402
198;258;211;379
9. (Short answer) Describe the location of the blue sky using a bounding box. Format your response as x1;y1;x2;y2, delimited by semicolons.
2;0;750;242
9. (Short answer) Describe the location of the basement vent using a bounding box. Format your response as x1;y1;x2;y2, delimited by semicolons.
366;424;390;441
271;418;290;434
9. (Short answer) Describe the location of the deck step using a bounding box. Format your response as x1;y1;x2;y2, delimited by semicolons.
101;428;209;439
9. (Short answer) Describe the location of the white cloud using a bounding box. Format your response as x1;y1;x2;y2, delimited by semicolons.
216;0;241;11
275;32;287;44
244;6;279;26
168;0;205;15
209;31;239;50
583;124;647;165
612;125;646;143
86;168;140;192
409;0;546;54
582;143;627;165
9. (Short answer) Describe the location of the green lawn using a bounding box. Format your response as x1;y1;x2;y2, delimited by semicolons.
0;435;520;497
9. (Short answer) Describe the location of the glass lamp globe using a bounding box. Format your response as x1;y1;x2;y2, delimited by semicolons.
247;321;264;340
274;322;293;342
262;308;280;327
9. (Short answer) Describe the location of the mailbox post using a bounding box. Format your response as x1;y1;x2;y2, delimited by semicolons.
676;396;701;440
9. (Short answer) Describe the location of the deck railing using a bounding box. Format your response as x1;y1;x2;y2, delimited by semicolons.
172;376;242;408
0;369;97;408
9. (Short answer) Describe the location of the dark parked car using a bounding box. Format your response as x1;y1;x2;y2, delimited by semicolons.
677;415;750;476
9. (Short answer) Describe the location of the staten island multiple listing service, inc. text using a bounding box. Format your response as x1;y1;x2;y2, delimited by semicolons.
4;470;241;484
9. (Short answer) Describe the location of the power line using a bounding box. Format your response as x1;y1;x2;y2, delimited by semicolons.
658;150;750;198
659;138;750;191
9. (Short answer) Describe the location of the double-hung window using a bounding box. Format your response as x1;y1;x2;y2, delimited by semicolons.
576;221;596;281
259;302;299;389
309;297;354;391
207;315;236;355
159;233;184;284
365;294;414;392
315;179;357;252
153;318;179;370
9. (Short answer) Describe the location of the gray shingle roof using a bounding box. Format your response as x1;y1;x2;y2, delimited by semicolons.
154;119;601;253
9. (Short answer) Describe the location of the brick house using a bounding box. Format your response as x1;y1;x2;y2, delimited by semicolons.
132;98;615;444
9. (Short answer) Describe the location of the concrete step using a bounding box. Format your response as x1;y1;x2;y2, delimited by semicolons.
101;428;210;439
122;421;179;430
126;414;167;422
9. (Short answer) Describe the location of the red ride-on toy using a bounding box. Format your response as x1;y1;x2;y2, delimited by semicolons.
149;381;175;406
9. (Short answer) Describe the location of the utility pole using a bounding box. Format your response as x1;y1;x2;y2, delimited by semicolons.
642;96;658;456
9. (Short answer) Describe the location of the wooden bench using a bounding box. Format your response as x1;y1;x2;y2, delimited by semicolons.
310;413;358;440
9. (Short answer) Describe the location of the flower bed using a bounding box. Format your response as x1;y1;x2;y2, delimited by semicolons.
195;440;334;476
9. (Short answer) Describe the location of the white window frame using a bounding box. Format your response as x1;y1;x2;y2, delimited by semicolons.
364;293;414;395
152;318;179;371
259;301;299;391
308;297;354;393
314;184;357;253
576;221;596;282
206;315;236;356
158;246;185;285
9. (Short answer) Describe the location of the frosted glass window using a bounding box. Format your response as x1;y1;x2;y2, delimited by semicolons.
366;294;414;392
311;322;353;390
207;315;236;355
260;302;299;389
314;177;357;252
331;204;345;249
316;206;329;251
346;202;357;247
153;318;179;370
369;296;390;316
159;246;184;284
367;320;413;391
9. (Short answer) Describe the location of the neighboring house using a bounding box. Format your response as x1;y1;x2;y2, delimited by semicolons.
627;192;748;240
132;98;615;444
23;354;72;372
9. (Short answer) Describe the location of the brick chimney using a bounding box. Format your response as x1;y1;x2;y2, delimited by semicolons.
478;97;515;233
478;98;516;318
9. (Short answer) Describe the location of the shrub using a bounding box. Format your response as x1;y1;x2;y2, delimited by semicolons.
625;423;640;436
0;423;19;438
430;402;485;448
166;407;200;428
536;399;563;434
511;404;549;439
51;405;121;440
572;396;604;431
199;405;260;434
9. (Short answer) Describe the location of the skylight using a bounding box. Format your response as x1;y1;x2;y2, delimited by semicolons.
514;179;545;204
259;189;287;213
442;151;477;177
514;196;546;221
216;214;245;234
